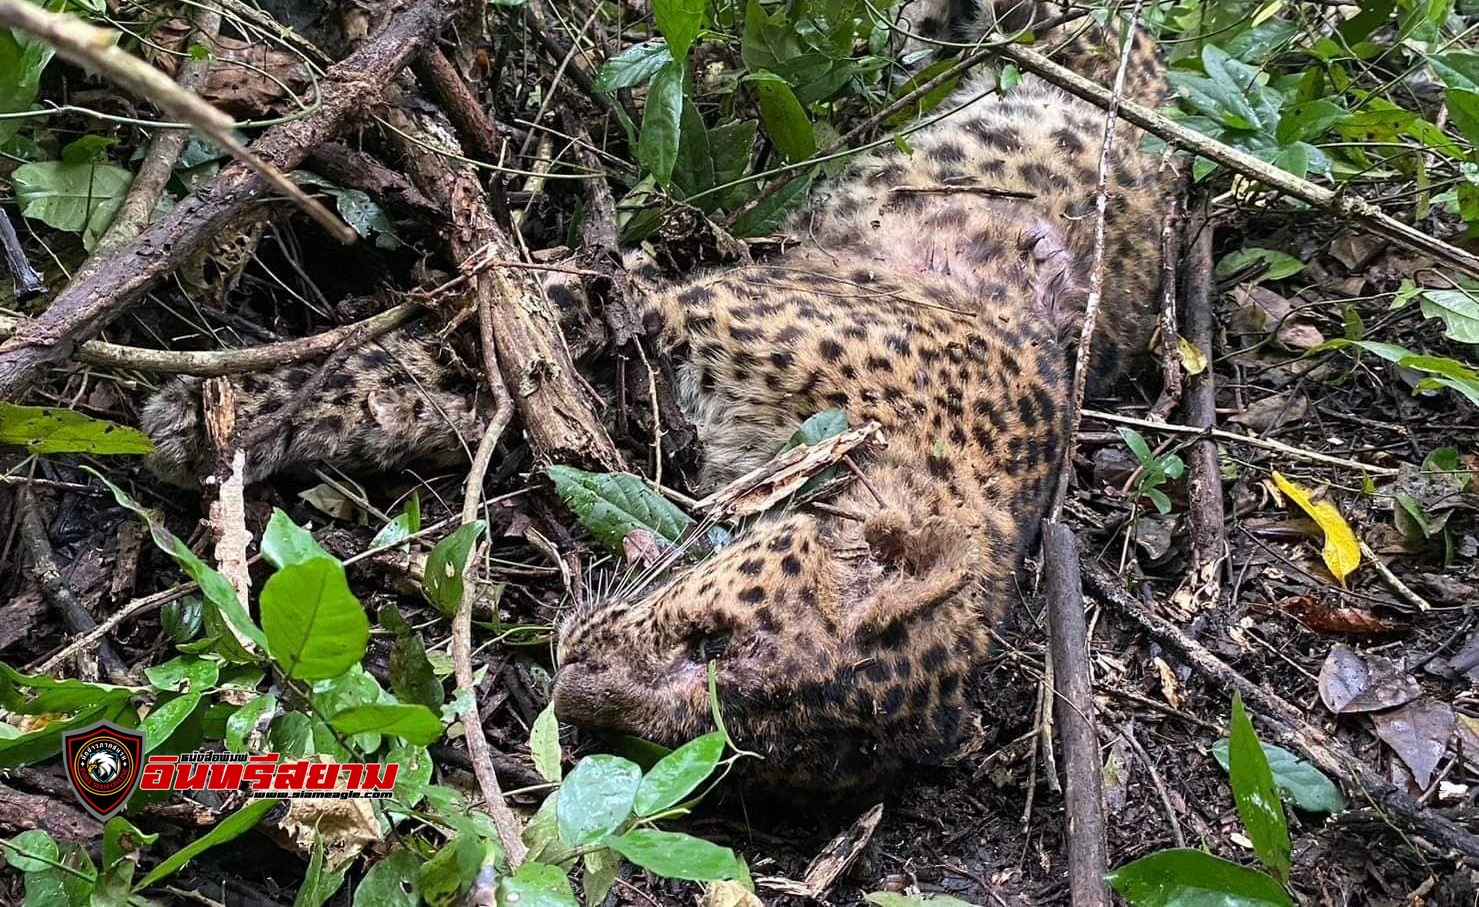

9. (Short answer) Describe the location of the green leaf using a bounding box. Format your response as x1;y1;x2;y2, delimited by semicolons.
1430;51;1479;92
380;603;444;710
424;521;487;615
0;701;136;768
12;159;132;250
749;72;816;162
1119;427;1154;466
293;837;346;907
784;408;848;449
0;663;137;715
497;861;579;907
596;40;674;92
582;848;622;906
1422;446;1471;490
102;817;157;870
137;799;276;888
86;468;266;654
634;732;725;816
547;466;694;552
555;754;642;846
1274;99;1347;145
0;30;54;144
1215;248;1303;283
1445;89;1479;147
353;848;421;907
142;692;203;754
1417;288;1479;343
639;61;685;187
416;835;481;907
1106;849;1292;906
672;98;716;201
371;491;421;549
606;829;744;882
730;173;813;236
144;656;219;693
0;404;153;455
261;509;332;569
5;829;60;871
224;693;276;753
1211;739;1344;813
1228;694;1291;883
652;0;705;61
530;703;563;783
260;558;369;680
329;704;442;745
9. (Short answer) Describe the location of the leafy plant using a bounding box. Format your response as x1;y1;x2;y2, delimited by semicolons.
1119;427;1185;514
1107;694;1329;906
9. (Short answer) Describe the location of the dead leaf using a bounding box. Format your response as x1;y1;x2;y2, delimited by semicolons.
1328;233;1383;270
1275;320;1325;351
705;881;765;907
1271;472;1361;585
1133;515;1176;562
278;759;383;870
298;483;362;522
1153;656;1183;708
1455;714;1479;772
1318;644;1421;713
1277;595;1408;636
622;528;663;566
1371;699;1456;789
1230;392;1309;433
1176;336;1208;375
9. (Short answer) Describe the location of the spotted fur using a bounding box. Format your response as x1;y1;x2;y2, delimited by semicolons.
552;5;1175;791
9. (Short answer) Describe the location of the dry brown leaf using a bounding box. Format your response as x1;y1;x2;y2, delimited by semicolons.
1153;656;1184;708
1317;644;1421;713
705;881;765;907
1276;595;1408;636
1371;699;1456;789
622;528;663;566
1230;393;1309;433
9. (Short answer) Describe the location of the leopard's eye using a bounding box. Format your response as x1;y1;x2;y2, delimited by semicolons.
693;632;732;663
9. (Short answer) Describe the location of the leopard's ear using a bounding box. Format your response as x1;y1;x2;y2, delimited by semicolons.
846;508;980;640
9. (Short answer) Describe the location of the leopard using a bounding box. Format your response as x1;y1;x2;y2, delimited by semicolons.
140;0;1176;792
550;3;1175;790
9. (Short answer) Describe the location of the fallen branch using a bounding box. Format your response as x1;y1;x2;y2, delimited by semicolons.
1179;208;1227;612
0;0;454;400
0;0;350;243
1080;408;1402;477
384;105;623;469
1083;559;1479;867
991;36;1479;281
1042;523;1110;907
90;2;222;255
0;304;418;376
0;207;44;301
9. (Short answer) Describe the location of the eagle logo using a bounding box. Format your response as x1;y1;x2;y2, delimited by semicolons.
63;721;144;821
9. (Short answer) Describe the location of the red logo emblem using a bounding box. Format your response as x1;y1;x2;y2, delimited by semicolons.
63;721;143;821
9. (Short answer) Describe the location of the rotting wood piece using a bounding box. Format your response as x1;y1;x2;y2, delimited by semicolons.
0;0;456;401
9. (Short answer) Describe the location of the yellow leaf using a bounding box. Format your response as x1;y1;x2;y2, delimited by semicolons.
1271;472;1361;585
1176;336;1208;375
